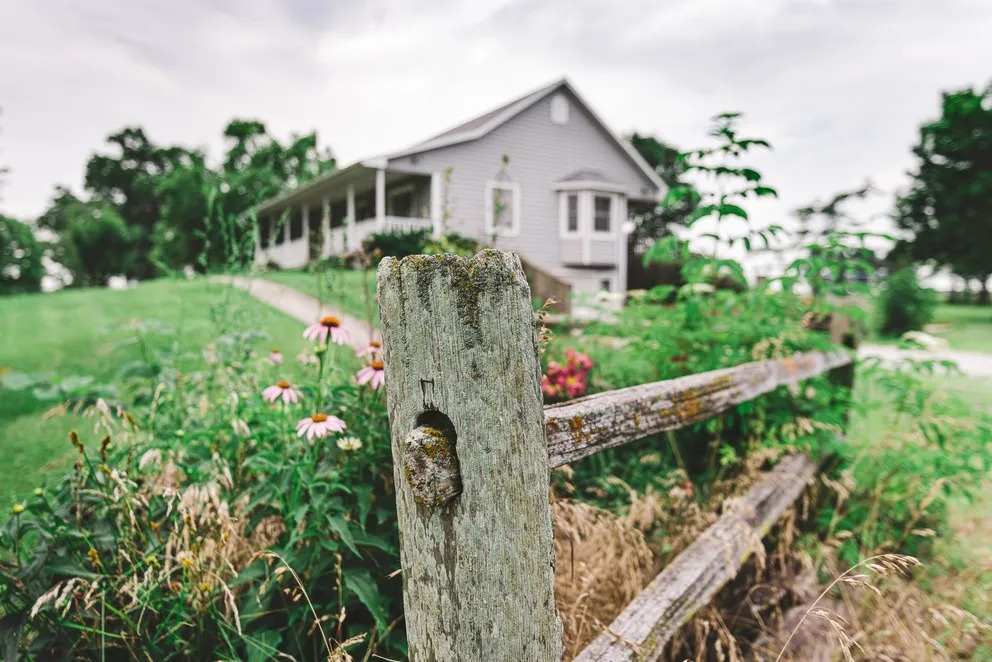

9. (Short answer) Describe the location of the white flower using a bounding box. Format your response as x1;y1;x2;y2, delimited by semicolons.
336;436;363;451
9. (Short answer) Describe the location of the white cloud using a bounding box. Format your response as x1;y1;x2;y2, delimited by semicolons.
1;0;989;254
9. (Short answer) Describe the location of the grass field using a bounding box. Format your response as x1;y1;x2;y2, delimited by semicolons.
0;279;316;502
871;302;992;352
851;368;992;637
929;303;992;352
262;268;379;326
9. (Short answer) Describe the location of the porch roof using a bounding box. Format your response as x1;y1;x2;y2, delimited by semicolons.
254;160;431;216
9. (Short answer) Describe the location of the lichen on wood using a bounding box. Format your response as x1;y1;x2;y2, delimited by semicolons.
544;351;851;467
378;249;563;661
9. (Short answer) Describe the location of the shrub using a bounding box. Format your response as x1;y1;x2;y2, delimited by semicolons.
877;269;938;336
361;229;430;261
423;233;483;258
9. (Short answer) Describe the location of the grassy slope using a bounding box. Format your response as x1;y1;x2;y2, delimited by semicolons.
930;303;992;352
851;370;992;635
261;269;380;326
0;279;314;502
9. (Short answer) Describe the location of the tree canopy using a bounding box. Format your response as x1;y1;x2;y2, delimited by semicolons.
35;120;335;287
895;84;992;300
0;215;44;294
627;133;698;249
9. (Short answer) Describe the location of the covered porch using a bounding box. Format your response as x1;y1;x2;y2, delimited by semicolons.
255;160;443;269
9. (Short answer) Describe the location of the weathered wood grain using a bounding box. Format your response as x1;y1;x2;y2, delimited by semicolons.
545;351;850;467
575;453;818;662
378;250;562;661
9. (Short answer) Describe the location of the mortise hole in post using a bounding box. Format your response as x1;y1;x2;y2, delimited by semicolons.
414;410;457;446
403;410;462;508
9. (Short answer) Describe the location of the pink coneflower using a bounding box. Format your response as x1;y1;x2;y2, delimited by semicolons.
356;361;385;390
357;340;383;358
262;380;302;404
303;316;350;345
268;349;284;365
296;413;346;440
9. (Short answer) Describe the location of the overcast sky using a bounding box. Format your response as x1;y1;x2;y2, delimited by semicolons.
1;0;990;252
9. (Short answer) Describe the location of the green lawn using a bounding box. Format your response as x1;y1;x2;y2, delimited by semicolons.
851;368;992;632
871;302;992;352
262;268;379;327
0;279;314;502
929;303;992;353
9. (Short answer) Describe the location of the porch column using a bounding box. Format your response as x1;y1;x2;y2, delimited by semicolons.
346;185;357;250
321;195;331;257
375;168;386;231
430;171;443;239
283;208;291;246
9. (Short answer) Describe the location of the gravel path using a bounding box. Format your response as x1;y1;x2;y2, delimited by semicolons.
858;343;992;378
213;275;375;351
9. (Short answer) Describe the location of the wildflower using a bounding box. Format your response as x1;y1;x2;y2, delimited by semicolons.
296;413;347;441
11;503;25;515
297;350;318;366
303;316;350;346
262;380;303;404
268;348;284;365
357;340;383;358
336;436;363;451
356;361;385;390
33;488;43;497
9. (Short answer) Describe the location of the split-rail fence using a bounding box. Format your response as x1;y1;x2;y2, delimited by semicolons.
377;250;856;661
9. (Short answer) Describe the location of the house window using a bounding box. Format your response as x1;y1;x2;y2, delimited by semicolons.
289;208;304;241
593;195;612;233
550;94;569;125
566;194;579;233
600;279;611;292
389;184;415;218
484;181;520;236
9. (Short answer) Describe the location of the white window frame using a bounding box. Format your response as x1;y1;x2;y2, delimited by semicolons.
558;190;619;239
591;193;615;237
558;192;582;238
484;181;521;237
550;93;569;125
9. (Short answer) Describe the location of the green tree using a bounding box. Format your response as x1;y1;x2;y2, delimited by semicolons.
627;133;697;248
0;215;44;294
38;188;135;287
895;84;992;303
83;128;194;278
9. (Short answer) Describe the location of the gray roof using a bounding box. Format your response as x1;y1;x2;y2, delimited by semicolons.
556;168;615;183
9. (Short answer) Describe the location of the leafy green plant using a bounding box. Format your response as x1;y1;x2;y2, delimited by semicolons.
0;285;403;660
877;268;939;336
361;229;431;262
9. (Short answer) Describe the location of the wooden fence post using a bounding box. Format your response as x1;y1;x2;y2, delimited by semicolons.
377;250;562;661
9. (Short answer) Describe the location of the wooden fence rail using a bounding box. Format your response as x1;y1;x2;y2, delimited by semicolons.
377;250;854;661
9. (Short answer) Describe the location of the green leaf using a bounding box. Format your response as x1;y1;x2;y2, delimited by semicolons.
345;568;389;633
740;168;761;182
718;204;748;220
325;514;360;556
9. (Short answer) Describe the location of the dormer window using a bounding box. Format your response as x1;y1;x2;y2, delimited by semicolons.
550;94;569;125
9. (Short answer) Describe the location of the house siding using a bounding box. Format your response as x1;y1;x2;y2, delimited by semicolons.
387;88;657;289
